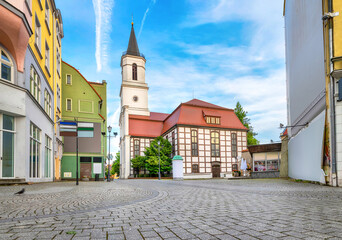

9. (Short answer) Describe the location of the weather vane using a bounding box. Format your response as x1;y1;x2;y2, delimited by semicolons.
131;14;134;25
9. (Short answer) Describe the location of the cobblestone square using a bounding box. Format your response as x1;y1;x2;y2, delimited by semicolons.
1;179;342;239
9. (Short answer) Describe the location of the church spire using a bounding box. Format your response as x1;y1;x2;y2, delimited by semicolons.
126;22;140;57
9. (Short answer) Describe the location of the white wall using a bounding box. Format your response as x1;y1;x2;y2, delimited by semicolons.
288;110;325;182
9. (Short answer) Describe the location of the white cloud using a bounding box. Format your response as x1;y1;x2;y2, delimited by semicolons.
92;0;115;72
138;0;157;39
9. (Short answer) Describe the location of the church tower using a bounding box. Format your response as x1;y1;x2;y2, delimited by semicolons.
119;23;149;179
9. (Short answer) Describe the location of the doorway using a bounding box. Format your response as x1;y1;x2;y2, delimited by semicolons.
0;114;14;178
212;162;221;178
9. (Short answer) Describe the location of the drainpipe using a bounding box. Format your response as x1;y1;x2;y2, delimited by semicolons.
328;0;338;186
52;8;56;182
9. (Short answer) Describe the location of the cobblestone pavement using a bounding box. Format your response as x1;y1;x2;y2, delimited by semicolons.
1;179;342;240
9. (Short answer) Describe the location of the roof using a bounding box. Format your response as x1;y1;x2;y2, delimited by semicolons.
248;143;281;154
126;24;140;56
129;99;247;137
62;61;102;101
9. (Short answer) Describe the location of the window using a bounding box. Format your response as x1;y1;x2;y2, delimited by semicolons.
231;133;237;158
66;74;72;85
44;90;51;117
172;132;175;156
56;48;60;75
56;84;61;110
192;164;199;173
45;0;50;30
30;123;41;178
134;139;140;157
1;114;15;177
132;63;137;80
35;15;41;52
30;66;41;102
205;116;220;125
191;130;198;156
93;157;102;163
56;21;61;46
45;41;50;72
211;131;220;157
0;48;13;82
44;135;51;178
80;157;91;162
66;98;72;111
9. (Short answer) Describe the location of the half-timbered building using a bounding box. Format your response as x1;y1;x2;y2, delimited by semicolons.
119;23;247;179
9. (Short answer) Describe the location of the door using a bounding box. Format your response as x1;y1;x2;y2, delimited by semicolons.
1;114;14;178
80;163;92;179
212;163;221;178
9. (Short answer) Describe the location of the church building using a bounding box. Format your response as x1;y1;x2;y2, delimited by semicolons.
119;24;248;179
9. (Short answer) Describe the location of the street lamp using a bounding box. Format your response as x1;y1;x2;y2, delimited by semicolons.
107;125;112;182
158;140;161;180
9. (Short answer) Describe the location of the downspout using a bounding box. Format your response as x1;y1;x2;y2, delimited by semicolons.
52;8;56;181
328;0;338;185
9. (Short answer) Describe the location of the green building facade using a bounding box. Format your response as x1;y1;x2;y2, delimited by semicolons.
61;61;107;180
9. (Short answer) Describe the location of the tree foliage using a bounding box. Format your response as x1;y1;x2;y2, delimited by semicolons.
144;136;172;175
111;152;120;176
234;101;259;145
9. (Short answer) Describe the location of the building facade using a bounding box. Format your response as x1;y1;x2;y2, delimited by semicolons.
119;24;247;179
61;61;107;181
284;0;342;186
0;0;63;182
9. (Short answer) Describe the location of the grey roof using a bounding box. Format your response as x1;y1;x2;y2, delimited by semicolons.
126;24;140;56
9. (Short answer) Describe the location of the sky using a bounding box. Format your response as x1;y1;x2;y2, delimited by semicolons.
56;0;287;157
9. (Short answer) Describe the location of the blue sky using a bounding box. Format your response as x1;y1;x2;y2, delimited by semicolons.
56;0;286;155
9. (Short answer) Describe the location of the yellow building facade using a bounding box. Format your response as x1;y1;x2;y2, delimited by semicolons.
29;0;64;180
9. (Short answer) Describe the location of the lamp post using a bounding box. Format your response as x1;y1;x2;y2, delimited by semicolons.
107;125;118;182
158;140;161;180
107;126;112;182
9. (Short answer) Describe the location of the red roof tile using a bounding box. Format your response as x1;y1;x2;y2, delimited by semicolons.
129;99;247;137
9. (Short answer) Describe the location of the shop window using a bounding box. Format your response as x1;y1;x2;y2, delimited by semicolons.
254;161;266;172
80;157;91;163
93;157;102;163
30;123;41;178
191;130;198;156
267;160;279;171
211;131;220;157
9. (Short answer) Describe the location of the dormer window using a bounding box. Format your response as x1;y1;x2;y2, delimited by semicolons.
205;116;220;125
132;63;137;80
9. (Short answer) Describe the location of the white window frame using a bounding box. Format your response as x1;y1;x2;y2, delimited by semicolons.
35;15;41;53
56;48;60;76
0;114;16;178
44;90;51;118
45;0;50;31
45;41;50;72
30;66;41;103
44;135;52;178
30;123;41;178
0;47;14;83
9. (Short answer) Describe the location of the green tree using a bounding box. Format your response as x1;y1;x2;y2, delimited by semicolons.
110;152;120;176
131;155;146;177
234;101;259;145
144;136;172;176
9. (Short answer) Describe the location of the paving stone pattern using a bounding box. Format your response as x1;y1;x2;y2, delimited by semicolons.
1;179;342;239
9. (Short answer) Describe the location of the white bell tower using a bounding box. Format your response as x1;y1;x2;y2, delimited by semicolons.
119;22;149;179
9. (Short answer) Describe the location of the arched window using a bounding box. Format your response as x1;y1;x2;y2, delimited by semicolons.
0;47;13;82
132;63;137;80
211;131;220;157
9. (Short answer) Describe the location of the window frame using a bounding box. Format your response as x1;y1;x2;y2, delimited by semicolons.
231;133;237;158
172;131;175;156
44;90;52;118
192;164;199;173
134;139;140;158
44;135;52;178
30;66;41;103
66;98;72;111
35;15;42;55
132;63;137;80
45;41;50;73
45;0;50;32
30;122;41;178
191;129;198;157
205;116;221;125
0;47;14;83
211;131;220;157
66;74;72;85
